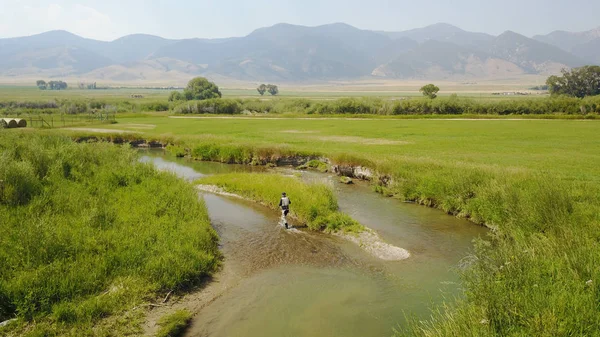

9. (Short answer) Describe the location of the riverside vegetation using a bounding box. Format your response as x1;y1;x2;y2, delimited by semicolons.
58;116;600;336
197;173;364;233
0;133;220;336
171;95;600;116
1;95;599;118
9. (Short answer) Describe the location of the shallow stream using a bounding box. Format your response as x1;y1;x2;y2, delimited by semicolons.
140;150;486;337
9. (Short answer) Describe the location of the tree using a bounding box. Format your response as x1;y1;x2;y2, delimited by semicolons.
36;80;47;90
168;91;185;102
547;66;600;98
183;77;222;101
420;84;439;99
267;84;279;96
257;84;267;96
48;81;67;90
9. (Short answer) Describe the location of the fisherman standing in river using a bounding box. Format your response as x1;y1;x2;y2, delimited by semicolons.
279;192;291;229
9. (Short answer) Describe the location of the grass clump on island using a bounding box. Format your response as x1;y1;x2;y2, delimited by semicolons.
298;159;329;172
0;133;219;336
155;310;192;337
197;173;364;233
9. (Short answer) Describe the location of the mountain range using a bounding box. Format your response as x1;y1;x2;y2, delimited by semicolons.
0;23;598;83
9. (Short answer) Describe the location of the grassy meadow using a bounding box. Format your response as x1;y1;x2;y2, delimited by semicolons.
0;133;220;336
79;117;600;182
55;115;600;336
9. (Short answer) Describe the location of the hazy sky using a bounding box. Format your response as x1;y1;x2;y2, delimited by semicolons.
1;0;599;41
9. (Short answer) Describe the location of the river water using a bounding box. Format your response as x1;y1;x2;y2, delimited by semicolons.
139;150;486;337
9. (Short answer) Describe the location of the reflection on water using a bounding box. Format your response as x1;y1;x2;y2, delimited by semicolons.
140;149;486;337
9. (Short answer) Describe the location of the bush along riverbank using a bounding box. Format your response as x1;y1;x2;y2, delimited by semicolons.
0;133;220;336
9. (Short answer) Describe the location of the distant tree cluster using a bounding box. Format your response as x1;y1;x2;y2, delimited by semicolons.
36;80;68;90
169;77;221;102
420;84;440;99
257;84;279;96
78;82;97;90
547;66;600;98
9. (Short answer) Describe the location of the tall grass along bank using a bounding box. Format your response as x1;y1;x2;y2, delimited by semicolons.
0;133;219;336
197;173;363;233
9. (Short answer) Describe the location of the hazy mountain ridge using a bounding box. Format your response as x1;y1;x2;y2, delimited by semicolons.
0;23;598;82
487;31;587;73
533;26;600;65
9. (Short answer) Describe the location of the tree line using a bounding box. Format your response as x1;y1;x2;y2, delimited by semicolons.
77;82;97;90
36;80;67;90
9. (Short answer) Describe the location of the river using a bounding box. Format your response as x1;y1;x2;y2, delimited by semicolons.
139;150;486;337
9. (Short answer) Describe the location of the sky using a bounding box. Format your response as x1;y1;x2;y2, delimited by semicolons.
1;0;599;41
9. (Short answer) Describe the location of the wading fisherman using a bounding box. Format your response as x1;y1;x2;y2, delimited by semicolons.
279;192;291;229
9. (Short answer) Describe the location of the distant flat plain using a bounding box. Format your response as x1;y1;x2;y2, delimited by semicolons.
0;76;550;100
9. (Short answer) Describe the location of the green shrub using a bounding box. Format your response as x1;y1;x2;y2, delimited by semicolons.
89;101;106;110
173;99;242;115
61;101;88;114
141;102;171;112
168;91;185;102
166;144;187;157
239;99;273;113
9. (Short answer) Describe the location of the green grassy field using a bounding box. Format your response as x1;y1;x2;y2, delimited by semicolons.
81;116;600;182
55;115;600;336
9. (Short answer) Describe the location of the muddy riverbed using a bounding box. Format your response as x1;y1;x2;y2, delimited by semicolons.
140;150;486;337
